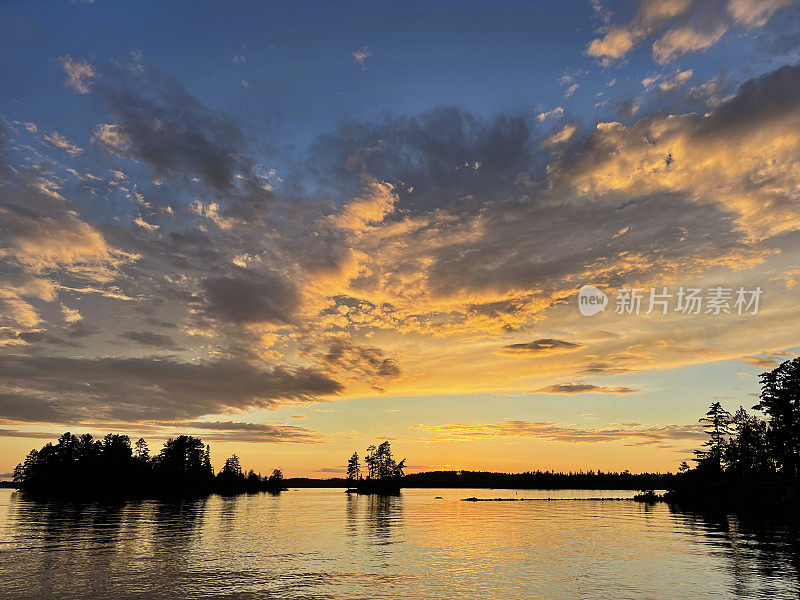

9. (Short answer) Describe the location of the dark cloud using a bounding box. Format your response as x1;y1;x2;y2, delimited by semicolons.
498;339;583;355
88;58;273;218
579;361;637;376
201;268;300;325
0;354;342;424
0;428;62;439
96;64;247;188
15;331;70;346
65;321;101;338
312;338;401;391
305;106;541;213
172;421;324;443
118;330;183;350
533;383;639;395
144;317;178;329
701;63;800;134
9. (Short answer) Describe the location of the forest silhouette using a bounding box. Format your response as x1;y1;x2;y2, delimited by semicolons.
665;357;800;505
12;434;285;496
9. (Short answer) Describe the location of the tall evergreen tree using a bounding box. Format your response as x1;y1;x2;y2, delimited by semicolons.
754;357;800;478
347;452;361;481
694;402;732;475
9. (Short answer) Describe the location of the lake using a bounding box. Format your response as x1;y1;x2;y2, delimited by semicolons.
0;487;798;599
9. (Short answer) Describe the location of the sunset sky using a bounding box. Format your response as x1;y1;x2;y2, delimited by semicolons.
2;0;800;478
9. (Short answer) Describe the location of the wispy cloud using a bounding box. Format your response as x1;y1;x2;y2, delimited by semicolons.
415;420;705;445
533;383;640;395
497;339;583;356
352;46;372;70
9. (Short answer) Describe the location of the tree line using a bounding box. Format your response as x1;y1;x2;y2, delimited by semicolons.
12;432;285;496
678;357;800;495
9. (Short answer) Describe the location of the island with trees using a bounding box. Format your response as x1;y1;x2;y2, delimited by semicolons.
12;433;285;497
345;441;406;494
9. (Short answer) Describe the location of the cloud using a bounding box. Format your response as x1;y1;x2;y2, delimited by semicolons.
0;354;342;424
551;63;800;241
533;383;640;395
66;321;101;338
728;0;794;26
43;132;84;155
415;419;705;445
311;338;401;391
657;69;693;92
328;182;397;233
585;0;692;63
352;47;372;70
58;55;96;93
84;58;272;215
173;421;325;443
740;351;795;369
652;23;727;64
60;304;82;323
497;339;583;356
0;164;129;338
586;0;793;64
118;330;183;350
536;107;565;122
558;70;582;97
542;123;577;146
201;268;300;326
92;123;132;154
0;428;63;439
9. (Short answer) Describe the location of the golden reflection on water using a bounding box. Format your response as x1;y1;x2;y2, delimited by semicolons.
0;488;798;599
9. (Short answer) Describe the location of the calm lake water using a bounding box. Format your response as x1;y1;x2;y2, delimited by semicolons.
1;487;798;599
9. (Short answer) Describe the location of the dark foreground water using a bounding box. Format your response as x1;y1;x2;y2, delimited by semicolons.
1;487;798;599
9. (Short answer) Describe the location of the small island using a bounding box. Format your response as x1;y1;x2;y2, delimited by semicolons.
12;433;285;497
345;441;406;494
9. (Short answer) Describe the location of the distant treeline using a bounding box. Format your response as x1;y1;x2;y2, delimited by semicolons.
12;432;284;497
284;470;677;489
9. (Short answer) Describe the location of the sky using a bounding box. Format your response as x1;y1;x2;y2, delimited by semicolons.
1;0;800;478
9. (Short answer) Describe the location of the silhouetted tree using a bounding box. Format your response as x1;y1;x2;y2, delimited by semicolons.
247;469;260;485
155;435;212;491
268;469;284;487
217;454;246;491
754;357;800;478
375;441;396;479
134;438;150;461
347;452;361;481
694;402;732;476
12;462;23;484
725;407;772;479
365;444;377;478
